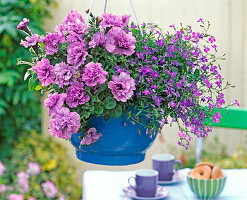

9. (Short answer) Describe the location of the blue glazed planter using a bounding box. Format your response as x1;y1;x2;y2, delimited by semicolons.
70;114;157;166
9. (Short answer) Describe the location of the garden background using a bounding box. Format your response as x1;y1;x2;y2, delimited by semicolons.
0;0;246;199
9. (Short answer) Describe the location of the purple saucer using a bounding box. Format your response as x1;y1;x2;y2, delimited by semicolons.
122;185;169;200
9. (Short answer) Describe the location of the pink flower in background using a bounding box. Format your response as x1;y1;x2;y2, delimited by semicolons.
42;32;65;55
89;31;107;48
105;27;136;56
17;18;29;33
81;62;108;87
29;197;35;200
49;107;81;139
0;161;5;175
27;162;41;175
44;92;67;116
33;59;55;87
54;62;76;88
67;41;88;67
0;184;6;193
212;112;222;123
80;128;102;146
42;181;58;198
16;178;29;194
20;34;41;48
66;82;90;108
108;72;136;102
17;171;29;180
9;194;24;200
59;195;65;200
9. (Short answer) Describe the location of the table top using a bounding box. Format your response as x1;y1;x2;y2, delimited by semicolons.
83;168;247;200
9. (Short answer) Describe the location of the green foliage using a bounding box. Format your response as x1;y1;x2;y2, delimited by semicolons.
0;0;56;159
1;130;82;199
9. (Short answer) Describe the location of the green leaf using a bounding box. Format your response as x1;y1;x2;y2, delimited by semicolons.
103;96;116;110
94;105;104;115
35;84;42;91
95;84;107;96
28;77;36;91
111;104;122;118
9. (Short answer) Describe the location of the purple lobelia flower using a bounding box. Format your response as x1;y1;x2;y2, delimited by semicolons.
42;32;65;55
67;41;88;67
33;59;55;87
81;62;108;87
44;92;67;116
49;107;81;139
105;27;136;56
20;34;41;48
80;128;102;146
42;181;57;198
108;72;136;102
54;62;76;88
17;18;30;34
89;31;107;48
66;82;90;108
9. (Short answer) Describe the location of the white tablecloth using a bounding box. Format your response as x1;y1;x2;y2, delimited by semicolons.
82;169;247;200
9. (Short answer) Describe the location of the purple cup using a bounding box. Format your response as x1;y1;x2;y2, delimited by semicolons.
152;154;182;181
128;169;158;197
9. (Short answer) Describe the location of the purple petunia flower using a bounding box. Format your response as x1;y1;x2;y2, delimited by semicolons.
54;62;76;88
66;82;90;108
42;32;65;55
49;107;81;139
67;32;84;44
105;27;136;56
89;31;107;48
67;41;88;67
44;92;67;116
33;59;55;87
80;128;102;146
17;18;30;34
108;72;136;102
0;161;5;175
42;181;58;198
81;62;108;87
101;13;130;28
27;162;41;176
20;34;41;48
120;14;131;28
9;194;24;200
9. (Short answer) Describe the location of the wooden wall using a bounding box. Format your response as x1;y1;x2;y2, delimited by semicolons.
42;0;247;178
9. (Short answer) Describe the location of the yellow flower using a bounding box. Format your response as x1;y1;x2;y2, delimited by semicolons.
42;159;57;171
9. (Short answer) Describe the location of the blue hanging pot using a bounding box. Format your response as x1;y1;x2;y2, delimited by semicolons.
70;113;157;166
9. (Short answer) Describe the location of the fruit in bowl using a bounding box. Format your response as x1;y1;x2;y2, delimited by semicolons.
187;162;227;199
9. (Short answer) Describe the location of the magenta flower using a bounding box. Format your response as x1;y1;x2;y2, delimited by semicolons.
17;18;30;34
49;107;81;139
41;181;58;198
54;62;76;88
89;31;107;48
105;27;136;56
44;92;67;116
0;184;6;193
0;161;5;175
67;32;84;44
108;72;136;102
26;162;41;175
42;32;65;55
67;41;88;67
81;62;108;87
80;128;102;146
212;112;222;123
9;194;24;200
20;34;41;48
235;100;240;106
101;13;121;28
120;14;131;28
33;59;55;87
66;82;90;108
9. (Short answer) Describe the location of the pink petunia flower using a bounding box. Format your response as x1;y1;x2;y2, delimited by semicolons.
20;34;41;48
44;92;67;116
80;128;102;146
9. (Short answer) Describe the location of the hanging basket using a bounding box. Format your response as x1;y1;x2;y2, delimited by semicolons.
70;114;157;166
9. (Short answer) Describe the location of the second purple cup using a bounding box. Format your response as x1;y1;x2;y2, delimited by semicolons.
152;154;182;181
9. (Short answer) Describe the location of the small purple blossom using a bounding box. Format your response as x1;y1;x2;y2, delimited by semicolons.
212;112;222;123
33;59;55;87
17;18;30;34
20;34;40;48
66;82;90;108
81;62;108;87
89;31;107;48
42;32;65;55
42;181;58;198
26;162;41;176
108;72;136;102
44;92;67;116
49;107;81;139
67;41;88;67
105;27;136;56
80;128;102;146
234;100;240;106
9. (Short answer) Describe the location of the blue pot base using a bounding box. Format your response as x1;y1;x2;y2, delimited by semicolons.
75;150;146;166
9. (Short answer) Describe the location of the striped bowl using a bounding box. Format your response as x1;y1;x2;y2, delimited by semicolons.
187;174;227;199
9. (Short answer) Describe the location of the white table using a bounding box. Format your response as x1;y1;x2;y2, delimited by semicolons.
83;169;247;200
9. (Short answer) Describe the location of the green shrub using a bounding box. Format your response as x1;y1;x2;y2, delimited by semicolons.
1;130;82;199
0;0;57;159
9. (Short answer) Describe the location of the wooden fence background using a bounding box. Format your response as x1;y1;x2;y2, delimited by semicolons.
42;0;247;178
